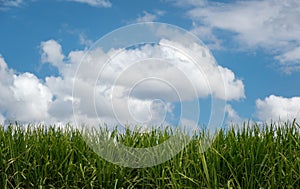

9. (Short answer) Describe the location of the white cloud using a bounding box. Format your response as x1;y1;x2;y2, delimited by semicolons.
79;33;93;46
276;46;300;63
0;55;9;71
218;66;245;100
186;0;300;71
71;38;244;127
0;113;4;125
225;104;243;124
41;40;65;68
90;39;245;101
275;46;300;72
9;73;52;121
68;0;111;8
256;95;300;122
0;37;245;127
135;11;165;23
48;98;73;119
136;11;157;23
1;0;111;10
0;56;13;112
0;55;52;123
0;0;23;10
190;23;222;49
48;38;244;124
168;0;206;7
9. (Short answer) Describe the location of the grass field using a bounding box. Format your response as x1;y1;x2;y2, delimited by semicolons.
0;121;299;188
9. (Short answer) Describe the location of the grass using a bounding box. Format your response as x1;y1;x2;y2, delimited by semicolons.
0;121;299;188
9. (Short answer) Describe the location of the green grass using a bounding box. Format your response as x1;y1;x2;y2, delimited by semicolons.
0;121;299;188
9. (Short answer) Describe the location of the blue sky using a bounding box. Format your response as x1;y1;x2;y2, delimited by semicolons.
0;0;300;128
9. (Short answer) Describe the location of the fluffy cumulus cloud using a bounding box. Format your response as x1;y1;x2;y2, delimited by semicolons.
256;95;300;122
185;0;300;72
0;55;52;123
63;37;244;127
68;0;112;8
0;37;245;126
88;39;244;101
41;40;65;68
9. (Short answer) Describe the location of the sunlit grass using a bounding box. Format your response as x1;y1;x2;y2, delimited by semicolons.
0;121;299;188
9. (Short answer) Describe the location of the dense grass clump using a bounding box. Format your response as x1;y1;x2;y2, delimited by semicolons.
0;121;299;188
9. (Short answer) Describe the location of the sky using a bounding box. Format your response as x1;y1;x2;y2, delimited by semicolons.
0;0;300;129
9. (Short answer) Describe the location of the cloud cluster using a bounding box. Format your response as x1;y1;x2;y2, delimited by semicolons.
0;38;245;126
256;95;300;122
71;37;244;126
185;0;300;72
3;39;298;125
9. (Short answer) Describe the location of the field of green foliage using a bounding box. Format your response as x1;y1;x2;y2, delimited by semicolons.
0;121;299;188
